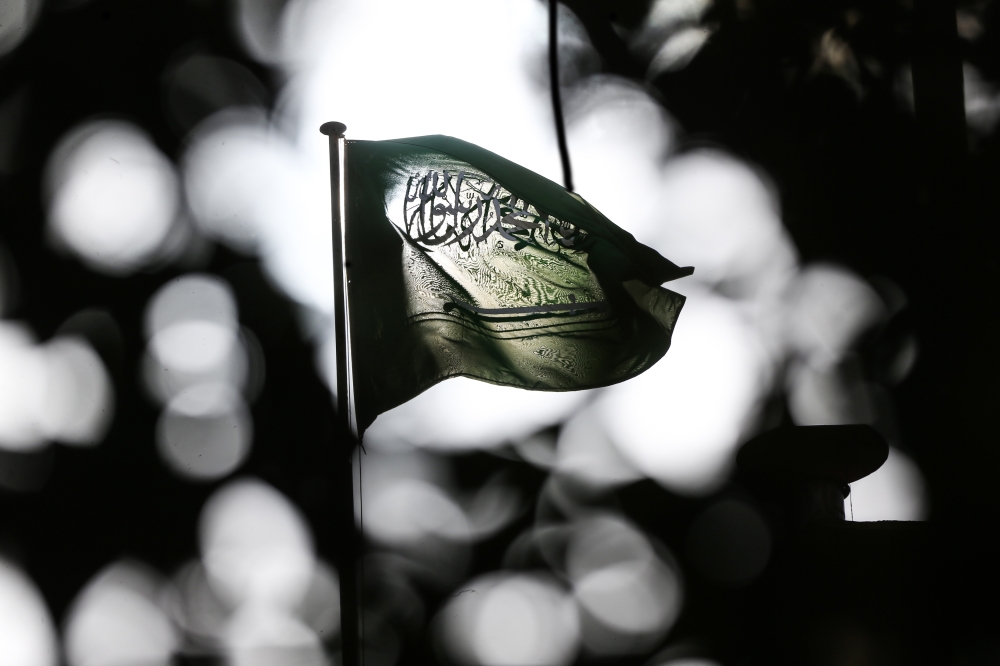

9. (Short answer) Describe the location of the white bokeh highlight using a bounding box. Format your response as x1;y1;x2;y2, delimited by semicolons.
849;447;928;521
171;479;338;663
593;289;768;495
647;152;797;295
200;478;316;610
0;0;43;58
648;28;712;75
45;120;179;274
785;264;885;367
360;443;523;548
439;572;580;666
157;383;252;480
784;264;887;427
364;379;589;452
224;603;328;666
0;557;57;666
144;275;254;480
556;406;644;487
566;514;683;654
64;561;178;666
38;337;114;446
0;324;45;449
0;323;113;452
183;110;333;311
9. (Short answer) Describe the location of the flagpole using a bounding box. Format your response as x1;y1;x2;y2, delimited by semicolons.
320;120;361;666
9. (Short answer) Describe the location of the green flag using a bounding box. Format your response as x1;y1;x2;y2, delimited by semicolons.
345;135;693;437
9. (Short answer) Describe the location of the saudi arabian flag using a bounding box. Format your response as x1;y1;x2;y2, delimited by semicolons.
345;135;693;437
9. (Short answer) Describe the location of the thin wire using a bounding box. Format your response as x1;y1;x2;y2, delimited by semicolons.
849;483;854;521
358;446;365;666
549;0;574;191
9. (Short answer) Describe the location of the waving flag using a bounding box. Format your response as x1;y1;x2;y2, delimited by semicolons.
344;135;693;437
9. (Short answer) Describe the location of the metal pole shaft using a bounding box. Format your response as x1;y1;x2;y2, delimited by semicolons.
320;120;360;666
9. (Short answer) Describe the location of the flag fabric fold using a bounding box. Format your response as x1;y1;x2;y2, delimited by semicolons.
344;135;693;437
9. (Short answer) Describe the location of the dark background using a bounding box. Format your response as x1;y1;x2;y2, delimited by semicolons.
1;0;998;664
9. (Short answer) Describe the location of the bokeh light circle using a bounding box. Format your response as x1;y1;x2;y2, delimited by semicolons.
0;557;57;666
0;324;113;452
0;0;43;58
37;337;114;446
439;572;579;666
564;514;683;653
46;121;179;274
199;478;316;610
0;324;46;450
595;289;768;495
63;561;177;666
156;383;252;481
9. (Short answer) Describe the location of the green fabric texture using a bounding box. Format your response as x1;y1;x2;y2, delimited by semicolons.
345;136;693;438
